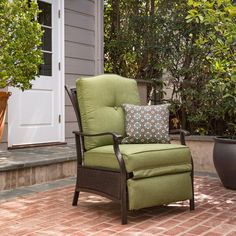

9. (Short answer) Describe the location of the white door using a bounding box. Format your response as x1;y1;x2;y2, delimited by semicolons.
8;0;64;147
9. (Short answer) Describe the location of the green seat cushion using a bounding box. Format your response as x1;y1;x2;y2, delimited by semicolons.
84;144;192;177
76;74;140;150
127;172;192;210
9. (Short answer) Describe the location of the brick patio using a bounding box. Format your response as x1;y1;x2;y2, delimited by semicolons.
0;177;236;236
0;176;236;236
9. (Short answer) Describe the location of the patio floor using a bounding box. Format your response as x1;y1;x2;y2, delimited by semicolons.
0;176;236;236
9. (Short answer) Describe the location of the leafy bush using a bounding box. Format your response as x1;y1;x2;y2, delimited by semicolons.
184;0;236;136
0;0;43;90
104;0;236;136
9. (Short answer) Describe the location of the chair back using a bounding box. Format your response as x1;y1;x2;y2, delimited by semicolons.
68;74;141;150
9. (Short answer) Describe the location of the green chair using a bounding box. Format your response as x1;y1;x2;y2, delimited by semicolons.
66;74;194;224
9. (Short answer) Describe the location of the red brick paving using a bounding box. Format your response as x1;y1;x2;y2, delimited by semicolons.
0;176;236;235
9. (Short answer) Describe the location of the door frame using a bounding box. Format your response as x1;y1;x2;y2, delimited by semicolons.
58;0;65;144
7;0;65;147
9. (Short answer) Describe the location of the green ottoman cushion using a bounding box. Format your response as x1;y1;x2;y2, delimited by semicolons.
127;172;193;210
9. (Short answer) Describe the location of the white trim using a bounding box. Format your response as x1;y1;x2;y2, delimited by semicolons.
59;0;65;142
95;0;104;74
39;0;65;142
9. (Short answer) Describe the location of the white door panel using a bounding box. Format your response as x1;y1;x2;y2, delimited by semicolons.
19;90;53;126
8;0;64;147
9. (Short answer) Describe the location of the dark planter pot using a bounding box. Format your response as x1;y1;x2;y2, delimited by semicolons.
213;137;236;190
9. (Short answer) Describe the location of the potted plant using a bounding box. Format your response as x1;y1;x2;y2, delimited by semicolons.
0;0;43;142
187;0;236;189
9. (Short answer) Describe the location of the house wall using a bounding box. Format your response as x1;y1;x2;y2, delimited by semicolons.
64;0;103;143
0;0;103;149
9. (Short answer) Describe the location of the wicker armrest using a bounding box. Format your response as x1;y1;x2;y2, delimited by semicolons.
73;131;125;172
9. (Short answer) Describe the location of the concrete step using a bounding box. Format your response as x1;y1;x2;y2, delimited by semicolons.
0;144;76;191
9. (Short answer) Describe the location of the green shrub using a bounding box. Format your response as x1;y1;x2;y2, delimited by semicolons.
0;0;43;90
104;0;236;136
185;0;236;136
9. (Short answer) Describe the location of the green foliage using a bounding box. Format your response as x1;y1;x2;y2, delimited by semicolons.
185;0;236;136
104;0;166;80
104;0;236;136
0;0;43;90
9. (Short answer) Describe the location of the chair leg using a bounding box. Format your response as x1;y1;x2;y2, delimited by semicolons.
72;189;80;206
121;202;128;225
190;197;195;211
190;162;195;211
121;182;128;224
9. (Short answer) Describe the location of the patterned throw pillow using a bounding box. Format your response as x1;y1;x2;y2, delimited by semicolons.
122;104;170;144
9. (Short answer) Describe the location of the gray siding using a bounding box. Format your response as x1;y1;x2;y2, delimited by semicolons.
65;0;96;142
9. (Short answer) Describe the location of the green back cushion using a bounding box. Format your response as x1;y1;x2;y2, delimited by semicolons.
76;74;140;150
